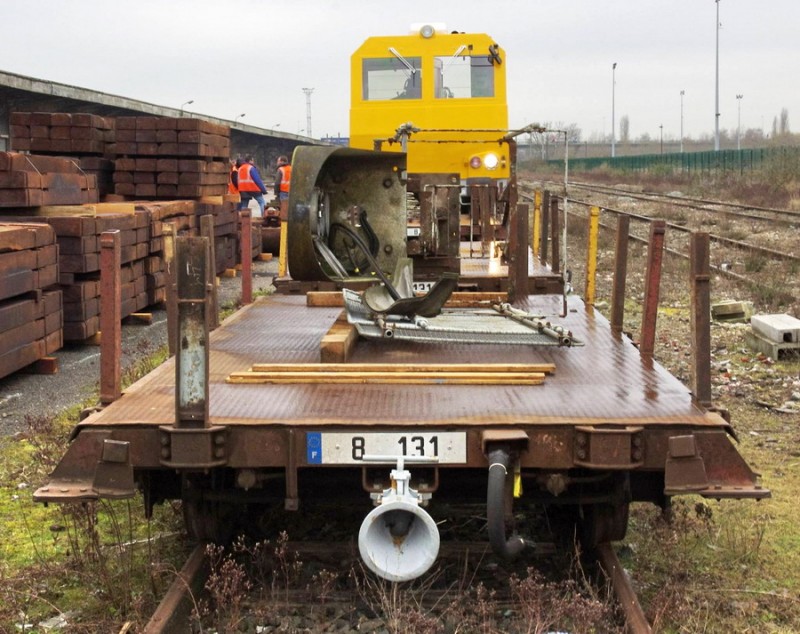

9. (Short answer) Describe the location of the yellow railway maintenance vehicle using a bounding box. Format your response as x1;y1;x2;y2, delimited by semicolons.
349;25;510;202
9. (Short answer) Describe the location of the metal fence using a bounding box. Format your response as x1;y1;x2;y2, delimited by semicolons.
553;146;800;175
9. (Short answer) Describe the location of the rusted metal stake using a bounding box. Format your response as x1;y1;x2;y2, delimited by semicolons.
549;197;560;275
610;215;630;334
240;209;252;304
690;232;713;407
200;214;219;329
639;220;666;357
99;230;121;405
507;203;529;303
175;236;210;428
469;185;479;257
481;186;494;255
584;206;600;305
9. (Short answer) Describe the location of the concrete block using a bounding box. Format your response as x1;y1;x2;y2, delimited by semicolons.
711;300;753;322
751;314;800;344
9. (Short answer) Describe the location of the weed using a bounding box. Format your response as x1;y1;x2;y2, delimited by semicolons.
197;543;253;633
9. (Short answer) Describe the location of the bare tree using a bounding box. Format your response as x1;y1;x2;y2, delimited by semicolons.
528;122;581;160
779;108;790;135
619;115;630;143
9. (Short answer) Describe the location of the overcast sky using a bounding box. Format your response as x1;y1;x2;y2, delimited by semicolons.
2;1;798;143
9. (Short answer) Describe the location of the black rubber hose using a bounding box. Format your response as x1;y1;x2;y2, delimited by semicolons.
328;222;400;300
487;448;526;560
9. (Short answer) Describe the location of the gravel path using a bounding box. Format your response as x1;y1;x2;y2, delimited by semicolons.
0;258;277;436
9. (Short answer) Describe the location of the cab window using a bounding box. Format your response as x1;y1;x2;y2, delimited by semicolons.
435;55;494;99
362;57;422;101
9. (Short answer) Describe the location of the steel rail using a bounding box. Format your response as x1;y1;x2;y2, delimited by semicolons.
519;188;796;303
567;180;800;224
595;542;652;634
143;544;207;634
520;190;800;265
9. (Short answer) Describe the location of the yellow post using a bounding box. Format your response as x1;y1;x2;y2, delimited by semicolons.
584;206;600;305
532;190;542;257
278;221;289;278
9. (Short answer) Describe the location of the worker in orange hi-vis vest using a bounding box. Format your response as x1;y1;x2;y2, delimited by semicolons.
237;155;267;217
274;155;292;221
274;155;292;278
228;157;242;198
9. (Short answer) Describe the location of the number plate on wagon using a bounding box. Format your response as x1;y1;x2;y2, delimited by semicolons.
305;432;467;465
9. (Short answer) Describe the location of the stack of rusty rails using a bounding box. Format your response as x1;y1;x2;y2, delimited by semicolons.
112;117;231;200
0;223;62;379
8;112;116;198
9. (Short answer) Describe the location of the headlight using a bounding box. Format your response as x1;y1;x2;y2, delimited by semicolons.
420;24;435;38
469;156;482;169
484;153;499;170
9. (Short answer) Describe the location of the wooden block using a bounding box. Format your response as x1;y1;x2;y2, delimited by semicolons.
258;253;273;261
320;314;358;364
222;268;238;278
21;356;59;375
85;332;102;345
307;291;344;308
124;312;153;325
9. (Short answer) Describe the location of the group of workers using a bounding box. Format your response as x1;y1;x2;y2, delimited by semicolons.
227;155;291;219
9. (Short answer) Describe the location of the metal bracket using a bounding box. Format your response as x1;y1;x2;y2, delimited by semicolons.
158;425;228;469
664;435;708;493
574;425;644;469
34;431;135;502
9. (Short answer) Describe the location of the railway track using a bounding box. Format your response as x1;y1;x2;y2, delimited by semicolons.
566;180;800;226
520;181;799;307
142;538;652;633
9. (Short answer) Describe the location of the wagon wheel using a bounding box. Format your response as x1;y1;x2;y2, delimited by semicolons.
578;472;631;549
181;474;235;543
579;500;630;550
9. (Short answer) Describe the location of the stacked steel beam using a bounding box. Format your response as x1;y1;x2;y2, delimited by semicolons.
0;212;154;341
113;117;230;199
8;112;115;198
0;223;62;379
0;152;99;207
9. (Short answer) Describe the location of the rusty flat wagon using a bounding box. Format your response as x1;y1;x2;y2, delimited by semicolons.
36;146;767;582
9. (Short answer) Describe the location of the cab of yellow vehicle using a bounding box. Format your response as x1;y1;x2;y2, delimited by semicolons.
349;24;510;192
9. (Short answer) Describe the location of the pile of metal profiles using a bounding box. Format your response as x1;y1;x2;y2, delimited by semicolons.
0;152;99;207
9;112;115;157
8;113;115;198
0;223;62;378
0;210;152;340
343;288;581;347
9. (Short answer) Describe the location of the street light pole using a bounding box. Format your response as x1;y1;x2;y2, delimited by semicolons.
302;88;314;138
714;0;721;151
611;62;617;158
659;124;664;155
180;99;194;116
680;90;685;153
235;113;246;124
736;94;743;151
